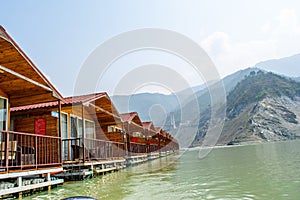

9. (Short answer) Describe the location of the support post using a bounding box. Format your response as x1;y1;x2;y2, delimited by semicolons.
58;100;62;164
158;134;161;156
126;123;131;157
47;172;51;191
5;131;9;171
82;103;85;163
17;176;22;200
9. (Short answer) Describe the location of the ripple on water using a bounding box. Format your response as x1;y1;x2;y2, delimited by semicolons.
25;141;300;200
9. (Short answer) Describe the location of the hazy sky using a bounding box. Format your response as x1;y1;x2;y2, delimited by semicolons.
2;1;300;96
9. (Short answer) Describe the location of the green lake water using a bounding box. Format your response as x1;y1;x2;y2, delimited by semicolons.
28;140;300;200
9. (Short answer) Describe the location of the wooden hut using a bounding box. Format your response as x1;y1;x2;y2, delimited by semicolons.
142;122;158;153
0;26;64;197
151;127;180;153
0;26;63;172
120;112;147;156
11;92;127;163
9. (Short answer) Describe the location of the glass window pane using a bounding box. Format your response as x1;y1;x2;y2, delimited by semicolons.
78;118;83;139
62;113;68;139
85;120;95;139
70;116;77;138
0;98;7;131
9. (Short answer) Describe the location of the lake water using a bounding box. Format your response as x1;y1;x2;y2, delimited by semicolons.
28;140;300;200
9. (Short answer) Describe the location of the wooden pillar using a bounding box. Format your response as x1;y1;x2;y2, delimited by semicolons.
158;133;161;155
5;131;9;170
82;103;85;163
58;100;62;137
17;176;22;199
46;172;51;181
144;128;148;154
7;101;10;131
58;100;62;164
47;172;51;192
126;123;131;157
122;122;126;154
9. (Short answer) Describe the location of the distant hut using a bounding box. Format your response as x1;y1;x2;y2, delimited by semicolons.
142;122;158;153
120;112;147;156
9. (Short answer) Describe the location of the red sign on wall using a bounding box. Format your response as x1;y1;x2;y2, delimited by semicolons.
131;137;138;143
34;118;46;135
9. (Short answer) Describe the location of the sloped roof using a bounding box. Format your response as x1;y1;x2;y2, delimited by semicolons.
0;26;63;106
155;127;162;133
120;112;142;125
11;92;106;111
142;122;156;131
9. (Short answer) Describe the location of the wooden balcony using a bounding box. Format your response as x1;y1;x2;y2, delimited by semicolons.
0;130;62;173
62;138;126;163
129;142;147;155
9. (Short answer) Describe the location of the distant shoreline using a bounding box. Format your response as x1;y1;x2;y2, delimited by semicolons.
183;139;300;151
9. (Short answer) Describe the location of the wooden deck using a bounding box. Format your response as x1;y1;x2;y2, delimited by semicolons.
0;167;63;198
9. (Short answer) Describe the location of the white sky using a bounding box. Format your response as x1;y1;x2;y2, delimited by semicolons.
1;0;300;95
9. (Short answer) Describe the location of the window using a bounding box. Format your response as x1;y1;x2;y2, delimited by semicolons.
70;115;83;146
107;125;123;133
108;125;115;132
132;132;141;137
70;115;94;139
85;120;95;139
61;113;68;161
70;116;77;138
0;97;7;131
61;113;68;139
78;118;83;139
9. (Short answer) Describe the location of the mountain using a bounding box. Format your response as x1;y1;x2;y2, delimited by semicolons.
172;67;260;126
111;93;179;125
192;71;300;146
255;53;300;78
112;68;259;129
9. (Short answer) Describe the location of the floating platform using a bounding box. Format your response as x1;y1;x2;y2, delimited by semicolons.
148;152;160;160
0;167;64;198
126;154;148;166
55;159;127;181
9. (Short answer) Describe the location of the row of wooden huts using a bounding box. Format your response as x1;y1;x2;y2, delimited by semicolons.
0;26;179;197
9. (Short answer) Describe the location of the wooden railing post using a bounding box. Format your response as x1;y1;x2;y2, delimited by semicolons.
111;142;113;158
81;104;85;163
35;135;38;169
5;131;9;171
58;100;62;164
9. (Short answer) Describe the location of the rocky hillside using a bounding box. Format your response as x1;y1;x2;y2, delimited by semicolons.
192;71;300;146
171;67;260;127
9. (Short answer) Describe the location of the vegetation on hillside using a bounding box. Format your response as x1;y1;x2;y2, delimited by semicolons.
227;71;300;119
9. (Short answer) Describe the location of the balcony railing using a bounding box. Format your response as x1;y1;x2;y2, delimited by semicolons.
149;144;159;153
0;130;61;172
62;138;126;162
129;142;147;155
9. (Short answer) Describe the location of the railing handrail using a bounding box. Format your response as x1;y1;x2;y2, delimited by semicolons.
63;137;125;145
130;142;146;145
0;130;61;139
0;130;62;172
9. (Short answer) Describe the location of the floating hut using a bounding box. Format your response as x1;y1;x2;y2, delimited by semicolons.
0;26;64;197
11;93;128;180
142;122;160;159
119;112;148;164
